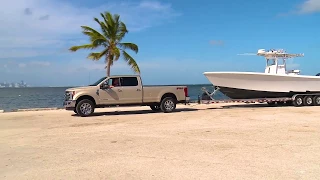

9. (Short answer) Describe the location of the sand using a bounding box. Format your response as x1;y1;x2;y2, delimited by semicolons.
0;103;320;180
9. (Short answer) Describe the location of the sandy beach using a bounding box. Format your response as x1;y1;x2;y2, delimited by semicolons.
1;103;320;179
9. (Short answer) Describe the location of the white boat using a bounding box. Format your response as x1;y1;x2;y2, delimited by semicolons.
203;49;320;99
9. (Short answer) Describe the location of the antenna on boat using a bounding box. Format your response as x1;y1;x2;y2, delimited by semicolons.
257;49;304;59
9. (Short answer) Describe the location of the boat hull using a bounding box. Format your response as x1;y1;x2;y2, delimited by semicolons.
203;72;320;99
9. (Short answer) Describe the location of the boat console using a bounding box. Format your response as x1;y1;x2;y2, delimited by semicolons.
257;49;304;75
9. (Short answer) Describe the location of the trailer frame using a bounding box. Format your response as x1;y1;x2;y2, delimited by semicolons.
200;86;320;107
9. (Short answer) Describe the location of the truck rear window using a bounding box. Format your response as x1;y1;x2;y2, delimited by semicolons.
120;77;138;86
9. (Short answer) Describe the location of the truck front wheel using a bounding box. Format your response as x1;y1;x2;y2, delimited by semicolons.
160;97;176;113
76;99;95;117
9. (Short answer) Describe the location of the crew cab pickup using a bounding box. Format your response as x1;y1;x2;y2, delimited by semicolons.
63;75;190;117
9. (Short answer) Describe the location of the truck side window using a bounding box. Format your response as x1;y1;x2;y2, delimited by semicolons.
120;77;138;86
109;78;121;87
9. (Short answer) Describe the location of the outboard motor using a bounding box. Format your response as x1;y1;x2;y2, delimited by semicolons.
316;73;320;76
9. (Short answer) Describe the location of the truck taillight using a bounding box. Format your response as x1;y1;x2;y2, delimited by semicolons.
184;87;188;97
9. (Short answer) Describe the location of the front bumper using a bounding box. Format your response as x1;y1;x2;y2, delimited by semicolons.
64;100;76;110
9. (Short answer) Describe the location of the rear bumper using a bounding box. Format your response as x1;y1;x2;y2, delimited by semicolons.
64;100;76;110
178;96;190;104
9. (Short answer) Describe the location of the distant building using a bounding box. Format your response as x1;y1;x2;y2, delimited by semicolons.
0;80;30;88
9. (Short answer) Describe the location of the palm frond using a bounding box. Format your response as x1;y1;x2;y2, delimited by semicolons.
113;47;121;61
103;12;118;41
122;50;140;73
87;48;109;60
81;26;104;37
119;43;138;53
116;22;128;42
87;52;102;60
94;17;110;38
69;44;97;52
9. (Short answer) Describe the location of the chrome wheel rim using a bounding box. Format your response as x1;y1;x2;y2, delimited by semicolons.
80;103;92;115
296;98;303;105
164;100;174;110
307;97;312;105
316;97;320;104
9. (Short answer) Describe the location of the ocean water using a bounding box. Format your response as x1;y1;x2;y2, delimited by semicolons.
0;84;227;112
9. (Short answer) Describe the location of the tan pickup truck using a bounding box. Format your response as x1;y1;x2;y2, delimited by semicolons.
63;75;190;117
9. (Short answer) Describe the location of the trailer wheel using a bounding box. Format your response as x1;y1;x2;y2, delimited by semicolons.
313;96;320;106
293;95;304;107
303;96;313;106
160;97;176;113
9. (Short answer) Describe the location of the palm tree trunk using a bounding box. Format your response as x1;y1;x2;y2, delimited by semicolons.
106;55;111;77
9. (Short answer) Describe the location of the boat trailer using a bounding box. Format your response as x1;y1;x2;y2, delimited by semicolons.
200;86;320;107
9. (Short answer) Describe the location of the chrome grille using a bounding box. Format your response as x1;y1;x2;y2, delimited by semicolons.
65;91;72;101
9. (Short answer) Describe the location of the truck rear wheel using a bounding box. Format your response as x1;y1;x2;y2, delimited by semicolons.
76;99;95;117
160;97;176;113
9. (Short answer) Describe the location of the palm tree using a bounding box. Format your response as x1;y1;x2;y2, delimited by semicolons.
69;11;140;76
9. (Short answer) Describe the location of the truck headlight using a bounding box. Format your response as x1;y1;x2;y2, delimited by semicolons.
65;91;75;100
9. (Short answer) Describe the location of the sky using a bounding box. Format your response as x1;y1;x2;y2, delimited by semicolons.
0;0;319;86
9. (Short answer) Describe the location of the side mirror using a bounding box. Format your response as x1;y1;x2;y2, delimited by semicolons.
100;83;109;89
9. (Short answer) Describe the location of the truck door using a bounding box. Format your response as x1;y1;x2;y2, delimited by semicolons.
99;78;124;105
120;77;143;104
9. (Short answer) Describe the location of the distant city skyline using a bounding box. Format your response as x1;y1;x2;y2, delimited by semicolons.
0;80;30;88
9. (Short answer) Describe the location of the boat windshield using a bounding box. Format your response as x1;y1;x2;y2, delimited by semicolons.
89;77;107;86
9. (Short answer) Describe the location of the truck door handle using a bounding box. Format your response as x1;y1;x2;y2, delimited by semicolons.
137;89;141;91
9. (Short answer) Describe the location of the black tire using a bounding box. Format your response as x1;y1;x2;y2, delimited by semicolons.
150;105;161;111
313;96;320;106
160;97;176;113
293;95;304;107
303;96;313;106
75;99;95;117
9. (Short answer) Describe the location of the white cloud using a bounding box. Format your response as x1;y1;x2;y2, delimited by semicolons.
298;0;320;14
0;0;180;58
1;60;51;71
18;63;27;68
30;61;51;67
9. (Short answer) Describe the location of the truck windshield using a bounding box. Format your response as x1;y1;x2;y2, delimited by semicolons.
89;77;107;86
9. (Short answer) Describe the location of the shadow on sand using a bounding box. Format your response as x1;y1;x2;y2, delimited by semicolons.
72;108;198;117
220;102;293;109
